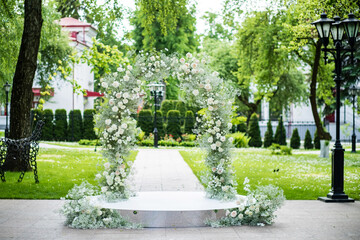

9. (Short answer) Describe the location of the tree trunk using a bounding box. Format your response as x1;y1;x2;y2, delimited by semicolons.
4;0;43;171
309;40;332;141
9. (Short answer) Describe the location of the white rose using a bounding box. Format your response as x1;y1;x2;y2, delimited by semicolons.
217;169;223;174
112;81;119;88
101;186;108;193
121;123;128;129
238;213;244;219
109;99;115;105
97;209;102;216
118;129;124;134
186;52;192;58
120;105;126;109
150;56;156;61
216;141;221;147
106;177;113;186
230;211;237;218
105;119;111;125
218;147;224;152
212;167;217;172
216;120;221;126
204;84;212;91
117;67;122;71
113;72;118;77
137;80;142;85
191;62;197;68
208;106;214;111
211;144;216;150
123;99;128;104
229;137;234;143
199;83;204;88
112;106;119;112
127;136;131;141
95;173;102;179
127;65;133;71
212;71;219;77
192;89;199;96
180;58;185;63
238;205;245;212
191;69;198;74
245;209;253;216
225;210;230;216
123;75;129;81
199;69;204;74
104;162;110;170
208;137;213;143
116;92;121;98
123;92;129;99
228;123;233;129
220;136;226;142
101;82;108;88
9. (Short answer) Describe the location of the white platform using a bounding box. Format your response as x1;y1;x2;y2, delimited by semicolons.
91;191;242;227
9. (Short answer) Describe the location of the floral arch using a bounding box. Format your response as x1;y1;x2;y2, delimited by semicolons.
95;51;237;201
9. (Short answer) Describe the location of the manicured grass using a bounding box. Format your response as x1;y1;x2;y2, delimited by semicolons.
0;148;138;199
42;141;95;149
179;148;360;200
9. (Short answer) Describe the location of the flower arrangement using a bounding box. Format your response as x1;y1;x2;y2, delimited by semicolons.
206;178;285;227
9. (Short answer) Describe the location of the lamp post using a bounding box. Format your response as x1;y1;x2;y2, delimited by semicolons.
148;83;164;148
312;13;359;202
4;82;11;138
349;86;359;153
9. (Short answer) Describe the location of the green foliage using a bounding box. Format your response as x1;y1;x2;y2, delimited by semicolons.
78;139;101;146
175;101;186;125
158;139;180;147
137;110;153;136
269;144;292;155
304;130;313;149
155;110;165;137
42;109;54;141
263;120;273;148
290;128;301;149
247;113;262;147
184;111;195;134
136;139;154;146
54;109;67;141
160;100;174;120
231;116;247;133
166;110;181;139
68;110;83;141
229;132;250;148
31;109;44;131
83;109;97;140
314;129;320;149
274;117;286;146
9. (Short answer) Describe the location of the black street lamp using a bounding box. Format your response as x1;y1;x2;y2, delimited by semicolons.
4;82;11;139
148;83;164;148
312;13;359;202
349;86;359;153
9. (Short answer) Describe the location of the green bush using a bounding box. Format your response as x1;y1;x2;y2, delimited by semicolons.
314;129;320;149
179;141;196;147
155;110;165;137
247;113;262;147
184;111;195;134
31;109;43;131
159;139;180;147
182;134;196;142
231;116;247;133
269;143;292;155
304;129;313;149
274;117;286;145
263;120;273;148
83;109;97;140
166;110;182;139
137;109;153;136
160;100;174;120
78;139;101;146
42;109;54;141
175;101;187;125
290;128;301;149
68;110;83;141
136;131;146;141
136;139;154;146
230;132;250;148
54;109;67;141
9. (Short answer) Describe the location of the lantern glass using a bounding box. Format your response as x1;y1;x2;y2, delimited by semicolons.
331;22;344;41
343;13;360;38
4;82;11;92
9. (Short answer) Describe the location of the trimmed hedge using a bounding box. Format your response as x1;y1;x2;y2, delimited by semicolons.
68;110;83;141
184;111;195;134
54;109;67;141
304;129;313;149
32;109;43;131
83;109;97;140
160;100;174;120
138;109;153;136
42;109;54;141
166;110;182;139
290;128;301;149
247;113;262;147
274;117;286;145
263;120;273;148
155;110;165;137
176;101;187;125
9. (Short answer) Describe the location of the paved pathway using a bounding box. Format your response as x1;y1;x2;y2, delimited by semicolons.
132;149;204;191
0;148;359;239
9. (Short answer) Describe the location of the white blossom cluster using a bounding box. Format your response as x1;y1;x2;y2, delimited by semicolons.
206;178;285;227
177;53;238;200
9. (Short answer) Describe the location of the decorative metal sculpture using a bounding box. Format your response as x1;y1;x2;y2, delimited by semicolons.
0;120;44;183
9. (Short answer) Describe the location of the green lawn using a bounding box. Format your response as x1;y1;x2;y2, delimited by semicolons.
0;148;138;199
179;148;360;200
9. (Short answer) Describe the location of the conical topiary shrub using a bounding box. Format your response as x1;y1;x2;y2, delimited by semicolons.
304;129;313;149
184;110;195;134
160;100;174;120
68;110;83;141
42;109;54;141
263;120;273;148
155;110;165;138
54;109;67;141
290;128;301;149
83;109;97;140
314;129;320;149
274;117;286;145
137;109;153;136
248;113;262;147
166;110;181;139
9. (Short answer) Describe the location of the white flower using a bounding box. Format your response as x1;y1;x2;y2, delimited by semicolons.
191;69;198;74
105;119;111;125
112;81;119;88
249;205;256;211
208;137;213;143
102;82;108;88
215;141;221;147
128;65;133;71
229;137;234;143
192;89;199;96
137;80;142;85
207;98;214;105
123;92;129;99
217;169;223;174
245;209;253;216
123;75;129;81
186;52;192;58
115;176;121;183
101;186;108;193
230;211;237;218
150;56;156;61
220;159;225;164
180;58;185;63
238;213;244;219
126;136;132;141
255;207;260;213
212;71;219;77
204;84;212;91
97;209;102;216
191;63;197;68
104;162;110;170
211;144;216;150
123;99;128;104
121;123;128;129
115;170;120;176
228;123;233;129
115;92;121;98
113;72;118;77
225;210;230;216
208;106;214;111
220;136;226;142
218;147;224;152
222;185;229;191
95;173;102;179
238;205;245;212
212;167;217;172
109;99;115;105
112;106;119;112
106;176;113;186
118;129;124;134
201;59;206;64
